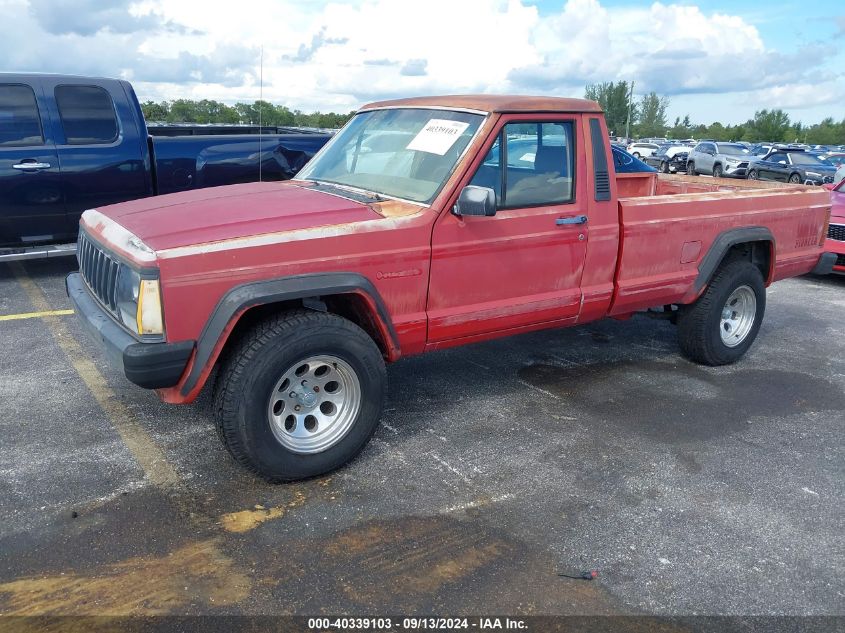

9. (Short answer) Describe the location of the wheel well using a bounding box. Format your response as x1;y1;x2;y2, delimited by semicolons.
217;294;390;369
722;240;771;282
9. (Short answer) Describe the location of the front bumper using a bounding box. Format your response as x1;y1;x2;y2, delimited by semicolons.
811;252;838;276
66;272;194;389
804;175;836;186
722;163;747;178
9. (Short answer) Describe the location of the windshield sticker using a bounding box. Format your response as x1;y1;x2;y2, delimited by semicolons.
406;119;470;155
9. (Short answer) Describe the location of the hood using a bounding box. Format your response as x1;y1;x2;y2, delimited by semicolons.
91;181;382;252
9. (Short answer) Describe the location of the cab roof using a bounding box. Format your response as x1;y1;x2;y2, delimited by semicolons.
360;95;603;114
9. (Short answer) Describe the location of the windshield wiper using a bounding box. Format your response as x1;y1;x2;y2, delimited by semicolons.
310;181;387;203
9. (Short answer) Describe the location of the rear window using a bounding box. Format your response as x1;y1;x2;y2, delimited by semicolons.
55;85;119;145
0;84;44;146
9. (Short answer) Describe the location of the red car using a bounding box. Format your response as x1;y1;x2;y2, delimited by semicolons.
67;96;834;481
825;180;845;273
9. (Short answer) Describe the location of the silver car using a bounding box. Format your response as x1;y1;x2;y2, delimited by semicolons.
686;142;751;178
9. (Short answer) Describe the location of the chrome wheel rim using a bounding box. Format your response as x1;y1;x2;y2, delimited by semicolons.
267;355;361;454
720;285;756;347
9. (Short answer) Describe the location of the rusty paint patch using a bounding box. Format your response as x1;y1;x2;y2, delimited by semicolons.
0;540;250;616
219;491;307;533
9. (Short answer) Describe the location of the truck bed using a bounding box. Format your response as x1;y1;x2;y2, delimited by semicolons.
610;173;831;314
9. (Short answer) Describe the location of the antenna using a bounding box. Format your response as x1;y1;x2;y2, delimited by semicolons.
259;45;263;182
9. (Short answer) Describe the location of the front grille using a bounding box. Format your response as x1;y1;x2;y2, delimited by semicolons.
77;231;121;314
736;161;749;168
828;223;845;242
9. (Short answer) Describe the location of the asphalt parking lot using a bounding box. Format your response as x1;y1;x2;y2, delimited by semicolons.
0;257;843;620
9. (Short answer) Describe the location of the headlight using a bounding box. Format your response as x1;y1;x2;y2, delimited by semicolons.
115;266;164;336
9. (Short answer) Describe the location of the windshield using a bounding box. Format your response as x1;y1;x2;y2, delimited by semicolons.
717;143;749;156
789;153;830;166
297;108;485;204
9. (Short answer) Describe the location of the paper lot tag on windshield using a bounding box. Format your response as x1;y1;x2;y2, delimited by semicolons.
406;119;470;155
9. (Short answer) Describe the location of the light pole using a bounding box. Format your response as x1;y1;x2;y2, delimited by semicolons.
625;81;635;141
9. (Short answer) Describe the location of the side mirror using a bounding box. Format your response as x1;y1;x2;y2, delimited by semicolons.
452;185;496;217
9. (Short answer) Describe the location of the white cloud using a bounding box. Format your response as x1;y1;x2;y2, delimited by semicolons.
0;0;841;123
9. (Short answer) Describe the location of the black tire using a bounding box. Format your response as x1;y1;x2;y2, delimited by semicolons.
687;162;696;176
632;152;641;158
677;261;766;366
713;164;723;178
660;160;670;173
788;173;801;184
213;310;386;482
747;169;759;180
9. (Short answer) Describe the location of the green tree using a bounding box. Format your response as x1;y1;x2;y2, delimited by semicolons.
140;100;169;121
746;109;791;142
804;117;841;145
585;81;636;137
634;92;669;138
167;99;200;123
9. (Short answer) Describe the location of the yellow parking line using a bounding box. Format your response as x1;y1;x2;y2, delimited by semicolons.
0;309;74;321
9;262;180;487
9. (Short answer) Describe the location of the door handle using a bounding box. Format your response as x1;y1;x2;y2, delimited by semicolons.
12;162;51;171
556;215;587;225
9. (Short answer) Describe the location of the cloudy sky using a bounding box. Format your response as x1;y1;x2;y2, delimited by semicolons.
2;0;843;125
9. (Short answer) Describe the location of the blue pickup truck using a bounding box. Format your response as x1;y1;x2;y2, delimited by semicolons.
0;73;331;257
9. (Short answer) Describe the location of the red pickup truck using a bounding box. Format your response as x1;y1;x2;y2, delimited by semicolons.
67;96;835;481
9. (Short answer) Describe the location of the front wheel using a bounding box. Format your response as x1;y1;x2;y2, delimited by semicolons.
677;261;766;366
632;152;641;158
747;169;759;180
660;161;670;173
213;310;386;482
788;173;802;184
713;164;723;178
687;162;696;176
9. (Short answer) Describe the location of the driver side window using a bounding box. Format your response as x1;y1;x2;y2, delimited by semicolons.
468;120;575;208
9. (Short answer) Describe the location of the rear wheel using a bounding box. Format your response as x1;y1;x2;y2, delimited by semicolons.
713;164;723;178
213;310;386;482
677;261;766;366
632;151;641;158
687;162;696;176
788;173;802;184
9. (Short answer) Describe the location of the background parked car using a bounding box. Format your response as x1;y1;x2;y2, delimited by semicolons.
686;141;751;178
746;148;837;185
626;142;660;158
612;145;657;173
643;143;690;173
815;151;845;170
824;179;845;273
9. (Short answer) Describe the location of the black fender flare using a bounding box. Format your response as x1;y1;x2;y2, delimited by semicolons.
693;227;775;294
180;272;399;396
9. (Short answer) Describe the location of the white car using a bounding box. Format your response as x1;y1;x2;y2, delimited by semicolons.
626;142;660;158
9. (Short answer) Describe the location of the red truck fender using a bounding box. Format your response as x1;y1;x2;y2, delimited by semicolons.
684;227;775;303
168;272;400;402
